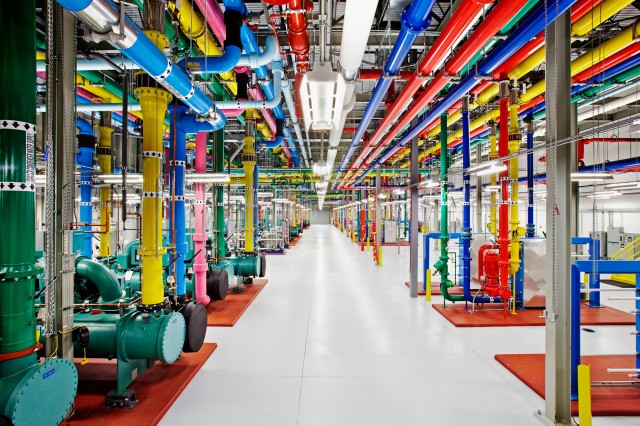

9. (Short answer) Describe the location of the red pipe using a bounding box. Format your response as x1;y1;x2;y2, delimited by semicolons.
341;0;529;187
284;0;312;73
359;69;413;80
573;42;640;83
497;90;510;296
578;138;640;166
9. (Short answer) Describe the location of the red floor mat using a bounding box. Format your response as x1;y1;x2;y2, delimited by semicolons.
206;280;267;326
433;302;634;327
287;238;300;247
63;343;217;425
495;354;640;416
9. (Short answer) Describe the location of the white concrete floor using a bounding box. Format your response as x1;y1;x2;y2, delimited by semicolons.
161;225;639;426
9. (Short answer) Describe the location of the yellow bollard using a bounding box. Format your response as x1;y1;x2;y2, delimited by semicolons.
578;364;593;426
426;269;432;302
378;245;383;266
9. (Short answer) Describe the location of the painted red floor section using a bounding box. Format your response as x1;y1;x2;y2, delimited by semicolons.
206;279;267;326
382;241;410;246
433;302;634;327
63;343;217;425
495;354;640;416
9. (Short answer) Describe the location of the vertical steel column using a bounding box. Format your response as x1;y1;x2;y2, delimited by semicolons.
543;8;574;424
46;3;77;359
409;117;419;298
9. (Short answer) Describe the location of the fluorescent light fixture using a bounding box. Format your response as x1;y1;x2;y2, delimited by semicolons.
591;190;621;197
606;182;640;189
466;161;499;174
587;194;611;199
367;197;374;203
99;173;144;184
475;164;507;177
377;193;387;199
392;189;405;195
571;172;613;182
299;63;347;132
486;185;501;192
272;198;288;203
185;173;230;183
258;192;274;198
315;180;329;191
313;160;330;178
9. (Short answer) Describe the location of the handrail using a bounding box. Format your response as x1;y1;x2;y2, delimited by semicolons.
610;236;640;260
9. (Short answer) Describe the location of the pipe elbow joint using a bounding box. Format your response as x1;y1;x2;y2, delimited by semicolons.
400;6;431;34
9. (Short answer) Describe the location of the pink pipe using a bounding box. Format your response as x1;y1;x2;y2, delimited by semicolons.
195;0;226;46
193;132;210;305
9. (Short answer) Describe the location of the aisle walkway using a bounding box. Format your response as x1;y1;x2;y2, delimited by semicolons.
162;225;636;426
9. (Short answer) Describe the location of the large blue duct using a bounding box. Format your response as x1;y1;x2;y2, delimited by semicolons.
76;118;96;258
338;0;435;175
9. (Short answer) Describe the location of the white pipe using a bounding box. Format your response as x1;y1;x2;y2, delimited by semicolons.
37;103;142;112
37;58;141;72
216;60;283;109
339;0;378;79
281;77;309;166
577;91;640;122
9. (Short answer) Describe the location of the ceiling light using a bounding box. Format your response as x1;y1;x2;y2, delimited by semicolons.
99;173;143;184
605;182;640;189
486;185;501;192
299;63;347;132
377;193;387;199
571;172;613;182
392;189;405;195
258;192;274;198
475;164;507;176
313;160;330;178
185;173;230;183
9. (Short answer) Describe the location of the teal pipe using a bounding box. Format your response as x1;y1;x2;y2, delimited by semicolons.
76;256;123;303
434;113;465;303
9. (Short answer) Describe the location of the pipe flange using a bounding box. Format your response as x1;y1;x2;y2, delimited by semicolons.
400;7;431;34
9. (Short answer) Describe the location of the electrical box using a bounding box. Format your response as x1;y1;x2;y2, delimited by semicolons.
588;231;607;259
383;221;397;243
72;230;84;254
623;233;640;259
607;226;625;258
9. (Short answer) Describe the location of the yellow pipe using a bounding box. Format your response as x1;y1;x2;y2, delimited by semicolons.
170;1;237;94
240;111;258;253
508;89;521;276
425;269;431;301
98;126;113;258
572;0;634;37
488;123;498;236
135;31;171;307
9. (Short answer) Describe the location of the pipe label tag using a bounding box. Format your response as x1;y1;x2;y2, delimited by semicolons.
42;368;55;379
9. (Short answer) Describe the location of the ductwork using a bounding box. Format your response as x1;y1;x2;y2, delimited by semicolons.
56;0;226;124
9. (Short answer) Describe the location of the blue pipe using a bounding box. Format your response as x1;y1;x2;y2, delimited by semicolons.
167;104;226;298
56;0;226;123
479;0;577;76
168;105;189;298
587;238;601;308
337;0;435;176
356;0;578;184
526;117;535;237
461;105;473;302
76;118;95;258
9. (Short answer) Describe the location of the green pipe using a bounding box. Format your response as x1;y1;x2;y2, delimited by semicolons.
499;0;539;35
76;256;123;304
433;113;465;303
1;1;78;423
215;129;226;260
572;64;640;101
